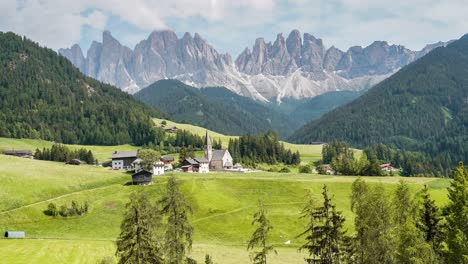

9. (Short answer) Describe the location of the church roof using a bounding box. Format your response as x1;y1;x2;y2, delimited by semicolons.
212;150;227;161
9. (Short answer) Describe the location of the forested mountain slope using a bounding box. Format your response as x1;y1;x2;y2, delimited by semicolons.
0;32;165;145
135;80;298;137
291;33;468;169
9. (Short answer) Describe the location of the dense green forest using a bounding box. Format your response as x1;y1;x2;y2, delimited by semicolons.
273;90;362;126
291;34;468;175
34;144;95;164
134;79;298;138
0;32;166;146
228;131;300;166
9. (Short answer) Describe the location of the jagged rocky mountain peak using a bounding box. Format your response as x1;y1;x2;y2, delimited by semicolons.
60;29;445;101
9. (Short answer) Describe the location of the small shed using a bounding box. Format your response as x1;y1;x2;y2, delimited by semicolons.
3;150;33;158
131;170;153;185
4;231;25;238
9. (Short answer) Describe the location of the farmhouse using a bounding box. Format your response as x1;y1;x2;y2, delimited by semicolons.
181;158;209;173
110;151;138;170
380;163;398;172
160;156;175;170
132;159;166;176
164;126;178;133
3;150;33;158
204;130;233;170
131;170;153;185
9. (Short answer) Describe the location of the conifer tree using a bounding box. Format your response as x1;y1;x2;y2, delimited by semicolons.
116;191;164;264
300;185;350;264
247;200;276;264
159;176;193;264
179;147;187;164
445;162;468;263
417;185;443;254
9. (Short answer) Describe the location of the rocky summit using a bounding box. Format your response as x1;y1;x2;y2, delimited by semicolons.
60;30;447;102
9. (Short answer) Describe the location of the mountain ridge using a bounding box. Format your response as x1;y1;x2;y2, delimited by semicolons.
60;30;450;102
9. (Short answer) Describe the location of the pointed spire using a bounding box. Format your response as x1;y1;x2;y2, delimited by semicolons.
205;130;212;146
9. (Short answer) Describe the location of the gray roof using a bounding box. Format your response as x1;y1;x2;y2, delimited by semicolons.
212;150;227;161
194;157;209;163
161;156;174;162
184;158;199;165
111;151;138;159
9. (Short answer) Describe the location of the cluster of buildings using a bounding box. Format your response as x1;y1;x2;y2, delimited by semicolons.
109;131;240;185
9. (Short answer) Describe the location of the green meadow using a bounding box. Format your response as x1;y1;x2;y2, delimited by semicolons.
0;154;451;263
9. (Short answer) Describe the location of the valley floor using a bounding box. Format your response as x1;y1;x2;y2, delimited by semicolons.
0;155;451;263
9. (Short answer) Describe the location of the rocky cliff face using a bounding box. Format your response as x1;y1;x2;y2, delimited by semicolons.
59;30;447;102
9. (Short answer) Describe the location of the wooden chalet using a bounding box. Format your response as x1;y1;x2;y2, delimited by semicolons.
110;151;138;170
131;170;153;185
3;150;33;158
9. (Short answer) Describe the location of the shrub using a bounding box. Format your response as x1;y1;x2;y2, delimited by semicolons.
299;165;312;173
279;167;291;173
44;203;58;216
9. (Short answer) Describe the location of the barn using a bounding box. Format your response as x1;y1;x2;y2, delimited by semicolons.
4;231;25;238
131;170;153;185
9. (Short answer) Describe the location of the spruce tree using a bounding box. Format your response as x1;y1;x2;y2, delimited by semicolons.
417;185;443;254
159;176;193;264
179;147;187;164
247;200;276;264
445;162;468;263
116;191;164;264
301;185;350;264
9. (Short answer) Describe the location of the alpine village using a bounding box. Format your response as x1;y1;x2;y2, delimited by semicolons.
1;2;468;264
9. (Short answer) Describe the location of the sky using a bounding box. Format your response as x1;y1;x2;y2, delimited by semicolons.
1;0;468;56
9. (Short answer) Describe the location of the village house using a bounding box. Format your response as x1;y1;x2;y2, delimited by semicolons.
316;164;335;175
160;156;175;170
132;159;166;176
164;126;178;133
110;151;138;170
204;130;233;170
131;170;153;185
380;163;398;172
3;150;33;158
181;157;209;173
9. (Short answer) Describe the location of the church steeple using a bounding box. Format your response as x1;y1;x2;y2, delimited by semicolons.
205;130;212;161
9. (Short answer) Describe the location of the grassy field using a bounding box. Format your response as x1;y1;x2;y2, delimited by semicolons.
0;155;451;263
0;137;139;162
154;118;324;164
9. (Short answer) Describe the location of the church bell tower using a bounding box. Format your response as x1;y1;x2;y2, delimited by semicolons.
205;130;212;161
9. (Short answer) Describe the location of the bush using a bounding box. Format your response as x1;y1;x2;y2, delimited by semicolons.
47;200;89;217
44;203;58;216
299;165;312;173
279;167;291;173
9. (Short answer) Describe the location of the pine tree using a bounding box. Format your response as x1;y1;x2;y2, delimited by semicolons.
417;185;443;254
179;147;187;164
297;191;319;262
445;162;468;263
394;181;438;264
116;191;164;264
159;176;193;264
302;185;350;264
247;200;276;264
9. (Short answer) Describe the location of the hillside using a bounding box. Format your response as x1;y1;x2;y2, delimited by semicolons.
290;91;362;124
291;33;468;169
0;155;450;263
135;80;298;137
0;32;165;146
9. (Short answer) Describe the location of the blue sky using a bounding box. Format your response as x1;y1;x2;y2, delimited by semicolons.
1;0;467;56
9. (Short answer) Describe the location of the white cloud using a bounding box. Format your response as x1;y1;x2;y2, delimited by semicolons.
0;0;466;53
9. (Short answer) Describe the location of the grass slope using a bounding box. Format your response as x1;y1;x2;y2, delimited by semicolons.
0;137;139;162
153;118;324;164
0;156;451;263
